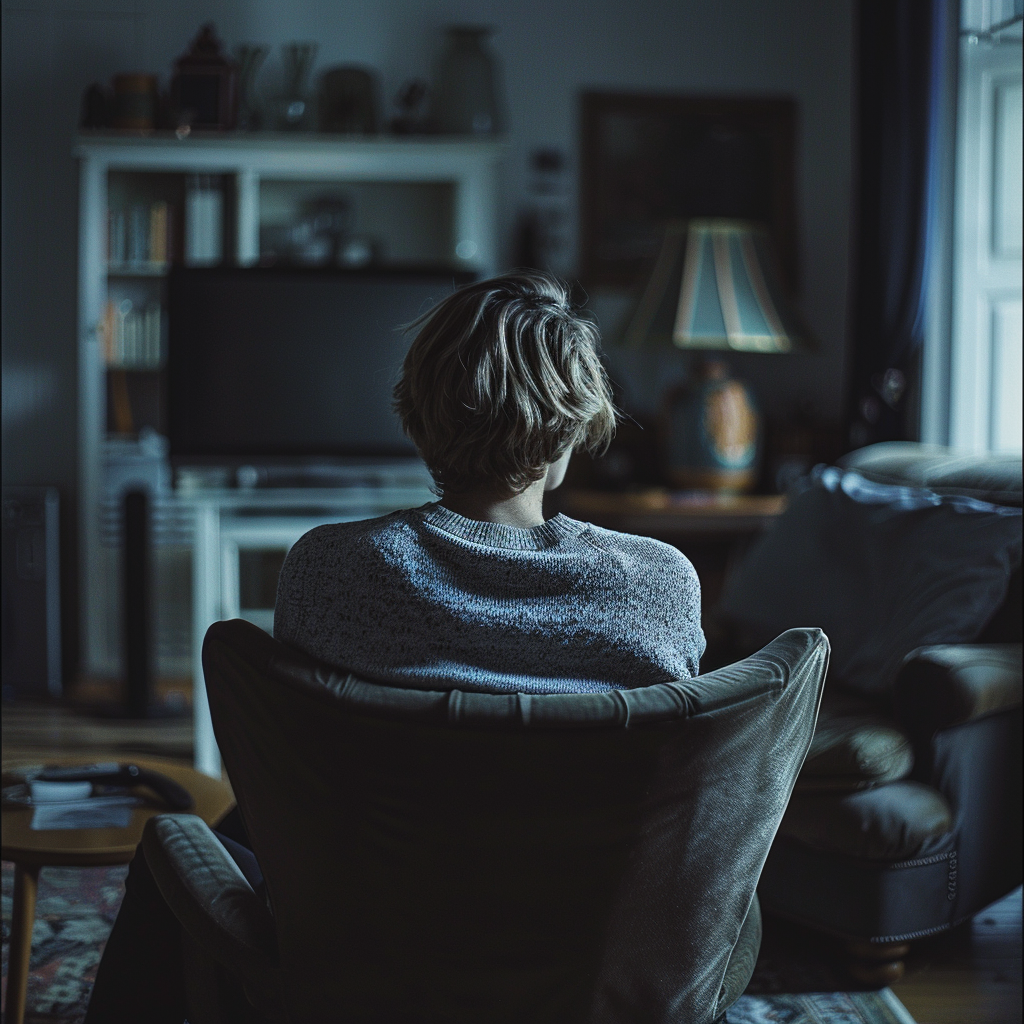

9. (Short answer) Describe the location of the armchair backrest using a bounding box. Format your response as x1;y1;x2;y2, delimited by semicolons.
203;619;828;1024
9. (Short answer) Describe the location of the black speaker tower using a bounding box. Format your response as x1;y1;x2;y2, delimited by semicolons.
123;488;153;718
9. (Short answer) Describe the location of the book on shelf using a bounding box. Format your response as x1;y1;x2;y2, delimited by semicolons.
149;202;168;264
107;200;173;270
101;298;163;368
128;205;148;263
107;209;126;264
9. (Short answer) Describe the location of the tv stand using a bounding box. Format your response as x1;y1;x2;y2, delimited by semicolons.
177;458;430;492
182;473;434;776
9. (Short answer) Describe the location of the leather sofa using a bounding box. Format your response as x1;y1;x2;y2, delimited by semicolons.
744;443;1022;981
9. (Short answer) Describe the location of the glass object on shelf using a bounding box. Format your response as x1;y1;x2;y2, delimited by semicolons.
270;43;317;131
259;195;376;266
430;26;505;135
235;44;268;131
390;79;429;134
102;298;163;369
260;221;328;265
184;174;223;266
339;237;375;267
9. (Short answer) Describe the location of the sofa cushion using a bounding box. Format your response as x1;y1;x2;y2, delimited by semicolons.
797;689;913;791
894;644;1023;733
839;442;1023;507
720;465;1023;695
779;781;954;862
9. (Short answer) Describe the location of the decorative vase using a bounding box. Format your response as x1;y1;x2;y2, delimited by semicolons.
318;66;379;134
271;42;316;130
112;74;158;130
664;359;760;492
235;45;268;131
430;26;504;135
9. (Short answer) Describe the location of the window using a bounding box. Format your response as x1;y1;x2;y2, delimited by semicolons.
943;0;1023;452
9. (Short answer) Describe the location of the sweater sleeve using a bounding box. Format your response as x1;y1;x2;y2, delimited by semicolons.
273;525;334;647
584;527;707;681
637;538;706;679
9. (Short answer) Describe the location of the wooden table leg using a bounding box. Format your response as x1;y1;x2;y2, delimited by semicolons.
5;863;40;1024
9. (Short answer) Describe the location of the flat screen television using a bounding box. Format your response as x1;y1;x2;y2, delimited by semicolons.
167;266;474;463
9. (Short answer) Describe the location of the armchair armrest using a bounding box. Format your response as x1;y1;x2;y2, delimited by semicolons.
893;644;1022;733
142;814;284;1019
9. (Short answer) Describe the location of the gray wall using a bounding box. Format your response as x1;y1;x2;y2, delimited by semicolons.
1;0;853;675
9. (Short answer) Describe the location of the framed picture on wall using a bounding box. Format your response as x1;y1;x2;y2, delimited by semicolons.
579;92;799;292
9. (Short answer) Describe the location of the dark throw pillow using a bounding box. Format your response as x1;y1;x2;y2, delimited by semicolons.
720;466;1022;695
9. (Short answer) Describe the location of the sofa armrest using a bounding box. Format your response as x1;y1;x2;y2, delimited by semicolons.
142;814;284;1019
893;644;1022;733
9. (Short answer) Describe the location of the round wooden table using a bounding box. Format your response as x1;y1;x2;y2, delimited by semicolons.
1;756;234;1024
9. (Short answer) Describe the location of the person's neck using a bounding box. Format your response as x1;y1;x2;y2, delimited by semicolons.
440;478;547;528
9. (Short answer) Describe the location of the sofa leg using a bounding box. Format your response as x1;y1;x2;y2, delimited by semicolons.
844;940;910;985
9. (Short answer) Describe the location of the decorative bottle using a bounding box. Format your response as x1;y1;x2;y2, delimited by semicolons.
430;27;504;135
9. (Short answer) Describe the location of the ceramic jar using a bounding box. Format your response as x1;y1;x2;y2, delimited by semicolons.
112;74;158;130
431;26;504;135
664;359;760;492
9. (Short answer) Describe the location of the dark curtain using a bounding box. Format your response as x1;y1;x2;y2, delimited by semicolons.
846;0;951;448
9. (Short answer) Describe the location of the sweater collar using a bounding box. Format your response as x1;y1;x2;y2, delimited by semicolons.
417;503;585;551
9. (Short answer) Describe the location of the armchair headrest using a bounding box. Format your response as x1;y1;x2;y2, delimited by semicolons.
203;618;828;731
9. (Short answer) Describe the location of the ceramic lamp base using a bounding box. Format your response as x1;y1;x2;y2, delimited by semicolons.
664;359;760;494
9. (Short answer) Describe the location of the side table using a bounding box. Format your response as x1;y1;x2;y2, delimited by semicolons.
552;488;786;538
1;755;235;1024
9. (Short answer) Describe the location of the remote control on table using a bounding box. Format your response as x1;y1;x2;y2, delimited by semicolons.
37;764;194;811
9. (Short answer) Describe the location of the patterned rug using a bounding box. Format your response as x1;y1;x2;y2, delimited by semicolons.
726;990;914;1023
1;863;127;1024
1;862;915;1023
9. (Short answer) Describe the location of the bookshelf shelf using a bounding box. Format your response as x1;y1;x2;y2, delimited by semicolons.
75;134;505;750
107;263;169;277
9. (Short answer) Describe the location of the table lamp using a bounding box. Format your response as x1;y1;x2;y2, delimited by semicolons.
621;219;813;492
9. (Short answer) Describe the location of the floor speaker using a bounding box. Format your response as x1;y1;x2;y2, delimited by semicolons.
2;487;61;699
123;487;153;717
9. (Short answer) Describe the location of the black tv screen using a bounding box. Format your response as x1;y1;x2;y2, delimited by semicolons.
167;266;474;461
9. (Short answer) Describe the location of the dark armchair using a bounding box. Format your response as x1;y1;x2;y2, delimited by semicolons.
143;619;828;1023
720;442;1023;982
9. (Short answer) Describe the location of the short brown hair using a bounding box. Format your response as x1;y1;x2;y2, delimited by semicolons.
394;272;617;494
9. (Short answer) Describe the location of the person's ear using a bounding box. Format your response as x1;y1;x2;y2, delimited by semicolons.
543;450;572;492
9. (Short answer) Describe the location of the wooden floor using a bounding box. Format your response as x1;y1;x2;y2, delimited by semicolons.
891;886;1022;1024
2;697;1021;1024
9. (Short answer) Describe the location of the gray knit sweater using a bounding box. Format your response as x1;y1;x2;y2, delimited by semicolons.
274;503;705;694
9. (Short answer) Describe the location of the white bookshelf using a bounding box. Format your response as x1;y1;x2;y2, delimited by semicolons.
75;133;504;765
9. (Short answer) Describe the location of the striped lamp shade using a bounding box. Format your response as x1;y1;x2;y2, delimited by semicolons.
623;220;813;353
